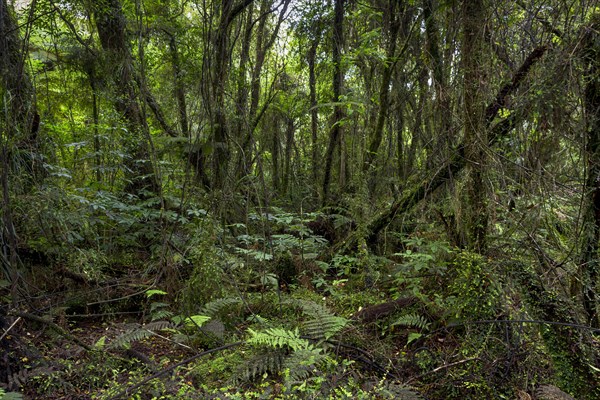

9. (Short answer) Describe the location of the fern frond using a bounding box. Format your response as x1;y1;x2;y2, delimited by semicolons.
391;313;430;331
234;350;285;383
200;297;241;317
144;320;175;331
282;347;325;383
150;309;173;321
109;321;173;349
247;327;310;351
290;299;348;340
109;327;153;349
0;390;24;400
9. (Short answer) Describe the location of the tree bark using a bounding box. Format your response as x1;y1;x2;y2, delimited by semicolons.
0;0;41;173
509;260;600;398
93;0;158;196
308;35;321;186
578;15;600;328
462;0;488;252
364;0;401;175
0;0;40;295
237;0;291;179
322;0;345;205
168;35;189;138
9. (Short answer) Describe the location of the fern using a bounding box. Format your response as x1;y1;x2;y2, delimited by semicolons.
282;347;325;383
149;309;173;322
234;350;285;383
288;299;348;340
391;313;430;331
108;321;174;349
200;297;241;317
247;327;310;351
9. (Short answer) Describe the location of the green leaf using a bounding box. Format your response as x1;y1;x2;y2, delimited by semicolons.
94;335;107;349
407;332;422;345
184;315;211;327
146;289;167;298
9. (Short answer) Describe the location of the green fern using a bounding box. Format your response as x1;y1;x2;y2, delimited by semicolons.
247;327;311;351
391;313;430;331
108;321;174;349
200;297;241;317
282;347;325;383
149;309;174;321
289;299;348;340
234;350;285;383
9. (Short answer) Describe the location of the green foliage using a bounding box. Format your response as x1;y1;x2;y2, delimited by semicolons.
108;320;175;350
449;251;501;319
0;389;24;400
248;327;311;351
180;217;225;311
235;350;286;383
292;299;348;340
200;297;243;318
392;236;453;299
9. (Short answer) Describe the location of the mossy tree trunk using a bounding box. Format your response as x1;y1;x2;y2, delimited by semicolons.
322;0;345;205
0;0;41;297
579;14;600;328
462;0;488;253
0;0;41;174
94;0;158;196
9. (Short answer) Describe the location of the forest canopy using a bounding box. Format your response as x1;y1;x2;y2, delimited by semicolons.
1;0;600;398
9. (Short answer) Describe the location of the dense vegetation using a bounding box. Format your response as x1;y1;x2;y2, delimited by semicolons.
1;0;600;398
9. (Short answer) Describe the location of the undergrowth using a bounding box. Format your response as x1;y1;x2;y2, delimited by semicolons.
2;206;595;399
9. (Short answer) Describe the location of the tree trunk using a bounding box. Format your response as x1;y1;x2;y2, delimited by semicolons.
282;116;294;197
0;0;40;295
210;0;235;190
237;0;290;179
168;35;189;137
578;15;600;328
322;0;345;205
308;36;320;187
462;0;488;252
271;113;281;192
94;0;158;196
0;0;41;176
509;260;600;398
364;1;401;176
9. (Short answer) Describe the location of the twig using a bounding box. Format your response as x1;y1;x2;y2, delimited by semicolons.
0;316;21;341
407;357;479;383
